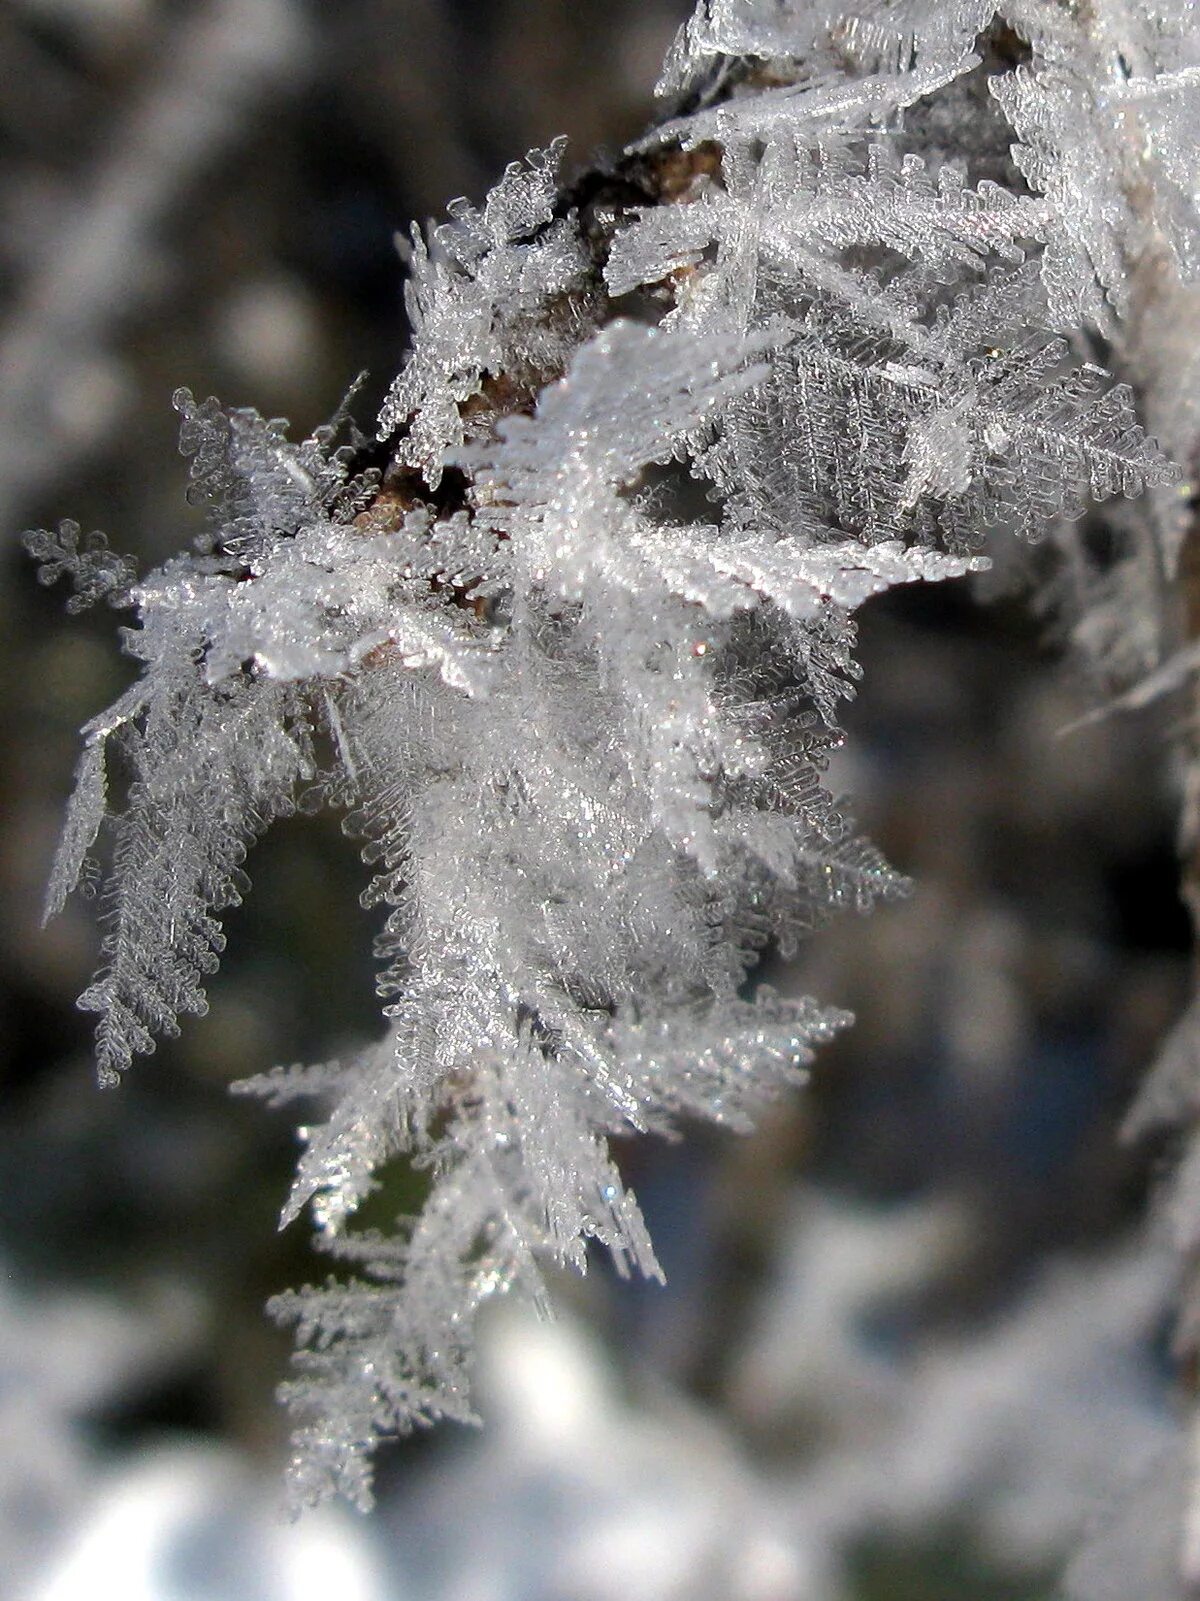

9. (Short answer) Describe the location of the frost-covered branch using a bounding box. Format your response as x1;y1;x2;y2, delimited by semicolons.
33;0;1197;1533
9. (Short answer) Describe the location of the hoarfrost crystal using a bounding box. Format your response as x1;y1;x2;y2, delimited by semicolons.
35;0;1190;1513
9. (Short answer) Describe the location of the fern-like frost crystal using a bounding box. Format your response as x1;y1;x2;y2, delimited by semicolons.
37;0;1184;1506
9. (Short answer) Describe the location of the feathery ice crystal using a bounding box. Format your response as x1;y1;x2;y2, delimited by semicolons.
32;0;1195;1508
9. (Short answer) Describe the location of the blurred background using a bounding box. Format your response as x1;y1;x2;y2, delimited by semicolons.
0;1;1193;1597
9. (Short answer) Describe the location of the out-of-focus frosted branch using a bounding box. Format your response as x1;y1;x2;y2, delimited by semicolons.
0;0;309;536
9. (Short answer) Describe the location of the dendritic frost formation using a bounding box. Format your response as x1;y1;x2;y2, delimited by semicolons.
32;0;1197;1513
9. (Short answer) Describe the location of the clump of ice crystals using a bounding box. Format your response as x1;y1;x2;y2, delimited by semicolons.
37;0;1188;1506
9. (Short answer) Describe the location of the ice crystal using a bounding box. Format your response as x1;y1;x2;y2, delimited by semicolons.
25;520;137;614
40;0;1189;1507
376;138;593;486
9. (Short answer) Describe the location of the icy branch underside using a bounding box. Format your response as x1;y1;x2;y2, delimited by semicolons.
35;0;1198;1509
